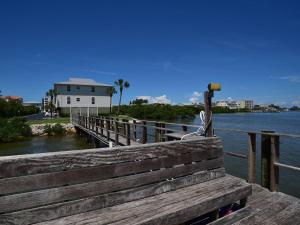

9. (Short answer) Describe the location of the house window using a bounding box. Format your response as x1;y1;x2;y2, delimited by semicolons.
91;86;95;92
67;85;70;91
76;85;80;90
91;97;95;104
67;97;71;104
76;98;80;102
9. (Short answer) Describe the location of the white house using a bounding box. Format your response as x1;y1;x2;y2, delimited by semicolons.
54;78;112;116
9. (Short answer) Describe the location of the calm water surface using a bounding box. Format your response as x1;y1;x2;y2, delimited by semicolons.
178;111;300;198
0;112;299;198
0;134;91;156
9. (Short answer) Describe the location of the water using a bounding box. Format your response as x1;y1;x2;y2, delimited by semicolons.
178;111;300;198
0;134;91;156
0;112;299;198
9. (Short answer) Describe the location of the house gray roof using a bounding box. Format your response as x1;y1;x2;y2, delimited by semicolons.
55;78;112;87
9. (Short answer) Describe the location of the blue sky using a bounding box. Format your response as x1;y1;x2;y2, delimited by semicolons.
1;0;300;106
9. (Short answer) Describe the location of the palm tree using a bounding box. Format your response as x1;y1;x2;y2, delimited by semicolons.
114;79;130;115
46;89;58;118
107;87;117;114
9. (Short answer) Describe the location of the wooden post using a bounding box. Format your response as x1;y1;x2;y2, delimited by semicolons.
261;130;275;190
182;125;187;133
133;120;137;140
95;118;99;134
106;118;110;142
161;123;166;142
142;120;147;144
155;122;160;142
248;132;256;183
270;135;280;192
115;119;119;146
126;122;130;145
204;91;213;137
100;117;104;136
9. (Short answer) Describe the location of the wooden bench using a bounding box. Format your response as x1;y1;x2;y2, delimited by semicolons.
0;137;251;225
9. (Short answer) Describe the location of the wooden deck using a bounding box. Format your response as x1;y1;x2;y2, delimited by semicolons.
74;122;141;146
211;184;300;225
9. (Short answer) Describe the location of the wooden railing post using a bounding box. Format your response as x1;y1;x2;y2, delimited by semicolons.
270;135;280;192
155;122;160;142
261;130;275;190
106;118;110;142
133;120;137;140
204;91;213;137
126;122;130;145
95;118;99;134
248;132;256;183
142;120;147;144
161;123;166;142
100;117;104;136
115;118;119;146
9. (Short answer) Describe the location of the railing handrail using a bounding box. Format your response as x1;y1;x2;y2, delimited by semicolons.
71;114;300;194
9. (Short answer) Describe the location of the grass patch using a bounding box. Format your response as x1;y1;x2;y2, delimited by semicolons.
27;117;70;125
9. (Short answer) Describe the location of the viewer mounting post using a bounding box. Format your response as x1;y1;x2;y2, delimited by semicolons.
205;83;221;137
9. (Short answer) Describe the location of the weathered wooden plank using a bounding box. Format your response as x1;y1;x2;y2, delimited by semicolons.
78;176;251;225
0;161;224;213
269;201;300;225
110;186;250;225
0;148;223;195
0;170;228;225
0;137;221;179
34;175;249;225
233;192;297;225
209;206;252;225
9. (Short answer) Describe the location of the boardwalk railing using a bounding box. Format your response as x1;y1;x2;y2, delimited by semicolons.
71;115;300;193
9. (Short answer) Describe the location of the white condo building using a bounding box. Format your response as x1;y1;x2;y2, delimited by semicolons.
54;78;112;116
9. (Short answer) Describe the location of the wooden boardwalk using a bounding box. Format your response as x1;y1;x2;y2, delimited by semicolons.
74;122;141;146
211;184;300;225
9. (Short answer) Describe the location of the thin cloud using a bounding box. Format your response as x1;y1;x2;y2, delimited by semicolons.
137;95;172;104
83;69;118;76
279;76;300;83
270;75;300;83
189;91;202;104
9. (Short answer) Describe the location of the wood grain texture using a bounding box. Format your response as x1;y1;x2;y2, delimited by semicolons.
0;137;221;179
0;149;223;195
0;170;228;225
34;175;251;225
209;184;300;225
0;161;224;213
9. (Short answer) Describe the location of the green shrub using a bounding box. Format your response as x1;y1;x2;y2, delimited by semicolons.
44;124;53;136
0;117;32;142
51;124;65;135
43;123;65;136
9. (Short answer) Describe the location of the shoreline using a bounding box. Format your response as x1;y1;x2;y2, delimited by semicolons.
30;123;76;136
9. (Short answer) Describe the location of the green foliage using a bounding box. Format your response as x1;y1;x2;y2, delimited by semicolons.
117;104;200;121
0;117;32;142
43;123;65;136
51;124;65;135
131;99;148;105
0;99;40;118
115;104;251;121
290;106;300;111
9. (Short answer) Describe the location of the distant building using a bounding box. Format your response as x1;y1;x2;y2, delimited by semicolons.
238;100;254;109
42;96;50;112
216;99;254;110
54;78;112;116
216;101;229;107
0;96;23;103
23;101;42;109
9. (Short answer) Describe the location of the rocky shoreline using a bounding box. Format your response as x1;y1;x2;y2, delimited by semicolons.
30;123;76;136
